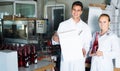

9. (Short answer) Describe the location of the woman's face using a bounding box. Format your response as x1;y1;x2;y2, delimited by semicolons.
99;16;110;31
71;5;82;19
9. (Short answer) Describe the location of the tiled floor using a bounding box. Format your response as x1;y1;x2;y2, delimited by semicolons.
19;58;53;71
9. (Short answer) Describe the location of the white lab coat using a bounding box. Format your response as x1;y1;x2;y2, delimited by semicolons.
57;18;92;71
90;30;119;71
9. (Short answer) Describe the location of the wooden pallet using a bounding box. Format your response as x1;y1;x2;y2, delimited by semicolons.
34;63;55;71
114;68;120;71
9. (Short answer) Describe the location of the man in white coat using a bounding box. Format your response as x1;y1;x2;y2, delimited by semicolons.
52;1;92;71
89;14;120;71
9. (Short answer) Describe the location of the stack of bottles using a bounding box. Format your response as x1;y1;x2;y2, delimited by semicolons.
0;43;37;68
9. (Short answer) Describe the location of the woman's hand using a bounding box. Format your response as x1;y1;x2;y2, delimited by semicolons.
89;53;96;56
82;48;86;57
96;50;103;56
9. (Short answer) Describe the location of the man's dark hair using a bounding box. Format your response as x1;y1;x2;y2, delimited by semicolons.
72;1;83;10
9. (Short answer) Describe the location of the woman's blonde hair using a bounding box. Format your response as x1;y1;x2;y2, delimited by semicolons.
99;14;110;22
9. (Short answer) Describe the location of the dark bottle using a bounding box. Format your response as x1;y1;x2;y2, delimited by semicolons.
18;45;24;67
34;52;38;64
23;45;29;68
30;45;37;64
91;32;99;54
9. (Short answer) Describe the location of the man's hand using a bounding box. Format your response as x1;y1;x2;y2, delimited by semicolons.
52;32;59;42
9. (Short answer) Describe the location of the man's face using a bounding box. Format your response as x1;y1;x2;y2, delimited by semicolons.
71;5;82;19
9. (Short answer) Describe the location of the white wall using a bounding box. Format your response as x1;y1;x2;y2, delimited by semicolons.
56;0;106;21
37;0;44;19
37;0;106;20
0;0;106;20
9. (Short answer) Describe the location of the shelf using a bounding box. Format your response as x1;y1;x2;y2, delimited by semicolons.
3;15;37;21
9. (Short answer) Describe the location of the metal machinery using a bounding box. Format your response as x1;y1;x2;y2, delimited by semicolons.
0;0;37;18
0;0;37;44
2;16;38;44
0;0;42;68
0;19;2;43
44;3;65;37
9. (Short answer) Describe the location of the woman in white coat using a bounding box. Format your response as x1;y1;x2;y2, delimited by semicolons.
89;14;119;71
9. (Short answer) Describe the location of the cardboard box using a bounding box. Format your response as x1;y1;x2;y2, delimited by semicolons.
34;63;55;71
114;68;120;71
89;3;106;10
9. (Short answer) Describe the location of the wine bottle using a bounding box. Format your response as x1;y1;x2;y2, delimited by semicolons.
91;32;98;54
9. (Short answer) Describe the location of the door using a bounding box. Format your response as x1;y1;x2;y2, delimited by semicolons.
52;7;64;31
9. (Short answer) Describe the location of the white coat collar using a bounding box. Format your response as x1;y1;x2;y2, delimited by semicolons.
70;18;83;24
99;29;111;36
